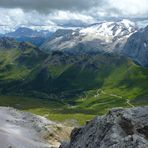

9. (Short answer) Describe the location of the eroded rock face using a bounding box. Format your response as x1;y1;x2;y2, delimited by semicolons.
123;26;148;67
60;106;148;148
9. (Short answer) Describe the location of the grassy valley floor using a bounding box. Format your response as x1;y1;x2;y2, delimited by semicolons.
0;92;147;125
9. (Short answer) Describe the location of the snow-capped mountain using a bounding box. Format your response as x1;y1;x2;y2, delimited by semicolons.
41;19;137;53
80;19;135;40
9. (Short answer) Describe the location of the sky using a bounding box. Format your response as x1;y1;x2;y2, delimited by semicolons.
0;0;148;33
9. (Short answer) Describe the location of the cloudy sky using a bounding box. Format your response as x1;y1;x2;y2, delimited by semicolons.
0;0;148;33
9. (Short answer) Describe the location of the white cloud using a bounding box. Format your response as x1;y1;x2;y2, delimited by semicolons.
0;8;59;33
50;11;96;24
0;8;96;33
108;0;148;17
0;0;148;33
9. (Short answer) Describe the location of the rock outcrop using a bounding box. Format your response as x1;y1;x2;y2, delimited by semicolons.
60;106;148;148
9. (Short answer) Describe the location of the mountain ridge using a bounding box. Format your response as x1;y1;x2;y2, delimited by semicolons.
3;27;53;46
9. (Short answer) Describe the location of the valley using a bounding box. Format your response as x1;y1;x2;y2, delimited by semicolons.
0;31;148;125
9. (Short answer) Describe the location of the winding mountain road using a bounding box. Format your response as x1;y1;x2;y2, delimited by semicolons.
126;99;135;108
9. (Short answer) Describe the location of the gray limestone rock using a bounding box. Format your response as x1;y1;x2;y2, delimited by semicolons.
60;106;148;148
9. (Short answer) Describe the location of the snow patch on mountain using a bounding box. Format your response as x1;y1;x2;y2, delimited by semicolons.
41;19;137;53
80;19;136;42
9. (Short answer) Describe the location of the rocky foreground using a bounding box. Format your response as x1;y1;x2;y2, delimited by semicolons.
61;106;148;148
0;107;72;148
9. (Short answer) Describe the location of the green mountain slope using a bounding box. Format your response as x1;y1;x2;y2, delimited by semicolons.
0;38;47;93
0;38;147;124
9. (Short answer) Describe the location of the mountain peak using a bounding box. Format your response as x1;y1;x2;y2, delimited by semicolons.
80;19;136;39
15;27;34;33
120;19;135;27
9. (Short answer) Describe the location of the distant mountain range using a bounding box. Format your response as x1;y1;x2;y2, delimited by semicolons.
40;19;148;67
0;19;148;68
2;27;53;46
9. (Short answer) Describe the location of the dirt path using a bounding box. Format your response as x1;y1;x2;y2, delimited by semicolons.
126;99;135;108
93;89;135;108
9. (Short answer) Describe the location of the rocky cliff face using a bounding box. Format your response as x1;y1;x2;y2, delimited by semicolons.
60;106;148;148
123;26;148;67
